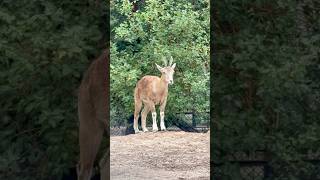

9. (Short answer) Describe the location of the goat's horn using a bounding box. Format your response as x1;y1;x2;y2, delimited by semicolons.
162;56;167;66
169;56;173;66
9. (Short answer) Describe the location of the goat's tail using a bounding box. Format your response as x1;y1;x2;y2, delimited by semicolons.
134;86;139;101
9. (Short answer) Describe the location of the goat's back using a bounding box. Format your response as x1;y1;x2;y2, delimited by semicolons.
134;75;167;105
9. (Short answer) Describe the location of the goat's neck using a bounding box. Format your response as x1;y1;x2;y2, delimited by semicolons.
160;74;169;88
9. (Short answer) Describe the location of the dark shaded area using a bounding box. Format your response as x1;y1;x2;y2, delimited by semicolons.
172;118;200;133
125;114;139;135
130;0;145;12
212;0;320;179
0;0;108;179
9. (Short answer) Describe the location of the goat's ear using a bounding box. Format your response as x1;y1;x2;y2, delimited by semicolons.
171;63;176;69
155;63;163;71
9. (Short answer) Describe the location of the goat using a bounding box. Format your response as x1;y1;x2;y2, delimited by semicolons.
77;49;109;180
133;56;176;133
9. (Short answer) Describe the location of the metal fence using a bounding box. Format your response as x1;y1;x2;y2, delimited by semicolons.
176;112;210;127
213;151;320;180
110;111;210;136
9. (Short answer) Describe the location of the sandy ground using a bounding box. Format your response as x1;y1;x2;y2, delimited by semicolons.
110;131;210;180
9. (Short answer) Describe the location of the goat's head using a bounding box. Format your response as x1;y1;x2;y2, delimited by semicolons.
155;56;176;85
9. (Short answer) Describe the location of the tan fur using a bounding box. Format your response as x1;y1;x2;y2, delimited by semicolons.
135;76;168;105
134;61;176;133
77;49;109;180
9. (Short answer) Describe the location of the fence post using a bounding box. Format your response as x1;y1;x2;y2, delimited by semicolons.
192;112;196;127
264;151;273;179
264;163;272;179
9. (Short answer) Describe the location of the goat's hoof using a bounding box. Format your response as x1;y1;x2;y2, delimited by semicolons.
160;126;167;131
142;128;149;132
134;130;141;134
152;128;158;132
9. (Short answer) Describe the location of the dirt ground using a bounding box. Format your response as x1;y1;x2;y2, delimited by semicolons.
110;131;210;180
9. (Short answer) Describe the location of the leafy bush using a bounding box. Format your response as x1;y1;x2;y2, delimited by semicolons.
212;0;320;179
110;0;210;127
0;1;107;179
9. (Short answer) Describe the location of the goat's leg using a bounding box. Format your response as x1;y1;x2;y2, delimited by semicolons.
152;112;158;132
134;99;142;133
141;106;150;132
148;103;158;132
159;112;166;131
160;98;167;131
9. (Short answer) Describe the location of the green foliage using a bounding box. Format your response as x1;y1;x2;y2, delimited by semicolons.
110;0;210;127
0;1;107;179
213;0;320;178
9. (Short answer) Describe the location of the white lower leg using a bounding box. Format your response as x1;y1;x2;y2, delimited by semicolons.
160;112;166;130
141;115;148;132
152;112;158;131
133;115;140;133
